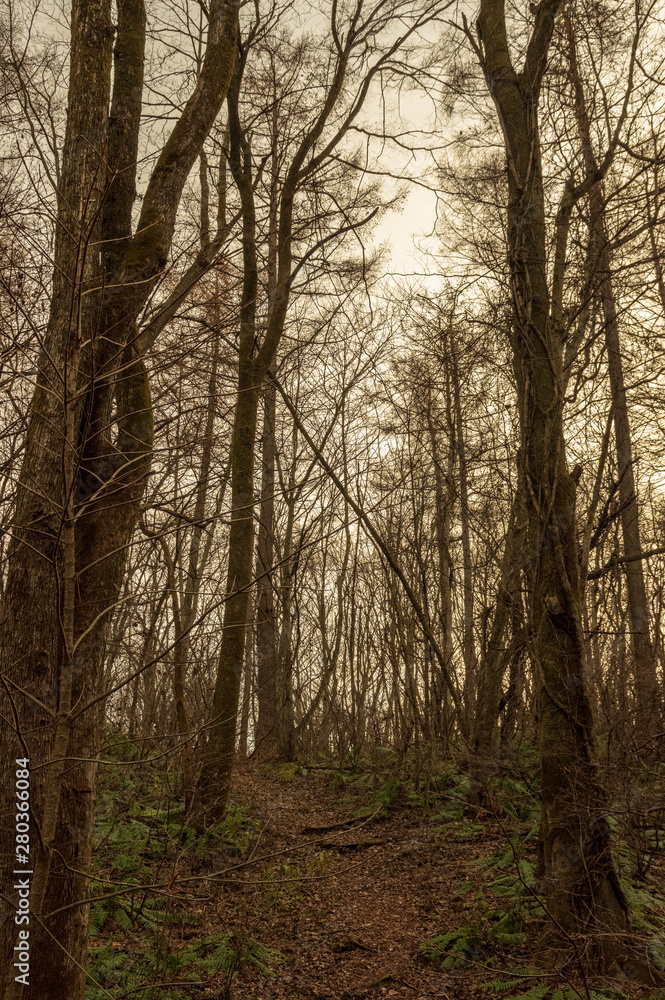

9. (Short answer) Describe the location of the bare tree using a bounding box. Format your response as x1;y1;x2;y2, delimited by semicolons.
192;0;448;824
0;0;238;992
464;0;644;969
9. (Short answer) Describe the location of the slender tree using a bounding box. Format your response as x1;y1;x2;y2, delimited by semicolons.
563;7;661;736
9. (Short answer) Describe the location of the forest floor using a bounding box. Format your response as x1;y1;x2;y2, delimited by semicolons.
221;760;481;1000
87;750;665;1000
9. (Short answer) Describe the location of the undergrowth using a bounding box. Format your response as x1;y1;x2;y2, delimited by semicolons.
86;931;272;1000
86;732;271;999
86;738;665;998
421;759;665;999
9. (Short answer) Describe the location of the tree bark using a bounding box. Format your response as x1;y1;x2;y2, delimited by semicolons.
276;433;299;760
449;327;478;731
425;387;455;741
193;356;261;818
471;0;632;967
0;0;237;992
470;497;525;803
255;377;279;754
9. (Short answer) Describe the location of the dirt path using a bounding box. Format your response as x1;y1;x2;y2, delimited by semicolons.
221;765;502;1000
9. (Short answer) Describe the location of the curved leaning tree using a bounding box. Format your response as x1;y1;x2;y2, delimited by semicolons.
0;0;238;996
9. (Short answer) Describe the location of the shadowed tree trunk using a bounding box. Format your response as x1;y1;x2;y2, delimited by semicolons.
425;383;455;741
298;505;352;741
276;421;299;760
449;327;478;730
470;496;525;805
467;0;643;970
254;79;281;757
0;0;237;993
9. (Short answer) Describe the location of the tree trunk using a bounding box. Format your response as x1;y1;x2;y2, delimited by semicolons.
470;497;524;804
194;357;261;821
565;11;660;736
0;0;237;990
298;510;352;740
255;375;279;755
276;446;299;761
146;531;196;812
472;0;631;967
425;388;455;740
450;328;478;731
157;324;223;812
238;634;253;758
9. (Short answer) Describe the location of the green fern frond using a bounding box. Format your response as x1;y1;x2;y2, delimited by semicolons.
506;985;549;1000
651;939;665;971
492;932;527;945
88;901;109;936
113;907;133;932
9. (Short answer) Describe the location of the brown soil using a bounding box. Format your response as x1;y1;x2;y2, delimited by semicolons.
209;763;515;1000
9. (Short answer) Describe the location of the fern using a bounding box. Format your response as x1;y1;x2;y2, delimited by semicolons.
485;970;547;997
420;927;481;968
506;986;549;1000
133;895;168;932
379;775;401;807
492;932;527;946
490;879;516;897
651;938;665;971
113;907;133;932
486;985;617;1000
86;931;274;999
438;818;484;842
89;899;109;937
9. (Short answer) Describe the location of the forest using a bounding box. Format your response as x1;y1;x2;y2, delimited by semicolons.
0;0;664;997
